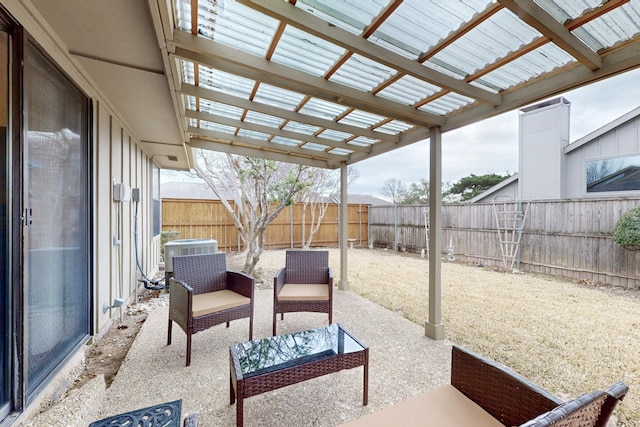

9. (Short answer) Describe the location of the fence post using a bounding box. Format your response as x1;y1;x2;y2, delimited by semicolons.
358;204;362;246
290;204;294;248
394;204;399;251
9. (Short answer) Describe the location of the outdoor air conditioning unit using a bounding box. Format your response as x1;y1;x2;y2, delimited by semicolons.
164;238;218;276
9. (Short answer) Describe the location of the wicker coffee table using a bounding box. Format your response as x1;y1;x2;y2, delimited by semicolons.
229;323;368;427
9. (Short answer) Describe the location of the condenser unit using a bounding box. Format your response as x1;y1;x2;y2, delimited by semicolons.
164;238;218;276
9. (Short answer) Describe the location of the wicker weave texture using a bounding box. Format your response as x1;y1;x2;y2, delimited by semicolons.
284;250;330;283
241;352;366;398
273;250;333;334
173;253;228;293
168;253;255;366
451;346;628;427
230;325;368;427
451;346;560;425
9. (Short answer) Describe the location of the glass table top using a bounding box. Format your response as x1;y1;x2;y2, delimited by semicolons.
231;324;365;378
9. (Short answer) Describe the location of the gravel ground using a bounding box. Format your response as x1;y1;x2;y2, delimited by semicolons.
26;247;639;426
231;248;640;426
96;287;452;426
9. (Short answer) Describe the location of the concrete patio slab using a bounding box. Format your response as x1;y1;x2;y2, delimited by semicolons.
96;288;452;426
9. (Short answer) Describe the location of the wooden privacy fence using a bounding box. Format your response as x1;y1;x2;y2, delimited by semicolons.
162;198;369;252
369;198;640;289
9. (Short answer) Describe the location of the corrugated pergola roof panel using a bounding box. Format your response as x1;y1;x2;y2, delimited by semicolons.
271;25;346;76
328;54;398;92
199;99;244;119
376;75;442;106
165;0;640;169
296;0;387;34
253;83;306;110
371;0;494;58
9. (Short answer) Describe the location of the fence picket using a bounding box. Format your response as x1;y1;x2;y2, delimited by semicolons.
369;199;640;288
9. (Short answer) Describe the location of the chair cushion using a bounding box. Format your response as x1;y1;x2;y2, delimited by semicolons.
192;290;251;317
278;284;329;301
339;385;504;427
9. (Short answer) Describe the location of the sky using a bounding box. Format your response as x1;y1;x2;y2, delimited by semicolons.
163;67;640;198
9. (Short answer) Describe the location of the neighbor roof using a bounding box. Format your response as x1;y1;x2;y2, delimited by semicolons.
161;180;392;205
566;103;640;153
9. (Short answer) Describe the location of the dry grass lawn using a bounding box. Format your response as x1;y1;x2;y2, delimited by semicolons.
242;247;640;426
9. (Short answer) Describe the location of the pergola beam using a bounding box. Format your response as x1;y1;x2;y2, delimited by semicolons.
171;31;445;127
348;126;431;164
237;0;502;106
185;109;370;154
188;127;346;162
498;0;602;71
445;37;640;133
179;83;399;144
188;137;335;169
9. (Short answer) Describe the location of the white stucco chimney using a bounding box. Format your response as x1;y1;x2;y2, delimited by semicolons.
518;97;570;200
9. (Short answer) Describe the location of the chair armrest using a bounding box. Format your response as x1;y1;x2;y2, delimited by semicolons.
327;267;333;288
227;270;255;299
520;381;628;427
596;382;628;427
169;278;193;328
451;346;561;426
274;268;286;294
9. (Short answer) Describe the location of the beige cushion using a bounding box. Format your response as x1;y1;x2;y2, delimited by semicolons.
278;284;329;301
339;385;504;427
192;290;250;317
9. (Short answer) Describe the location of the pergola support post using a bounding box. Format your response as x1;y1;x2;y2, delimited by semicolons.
425;126;445;340
339;162;349;290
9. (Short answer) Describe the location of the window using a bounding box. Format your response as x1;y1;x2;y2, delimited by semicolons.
25;42;90;394
586;155;640;193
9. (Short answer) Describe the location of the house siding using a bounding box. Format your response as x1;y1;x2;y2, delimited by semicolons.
565;116;640;198
2;1;159;419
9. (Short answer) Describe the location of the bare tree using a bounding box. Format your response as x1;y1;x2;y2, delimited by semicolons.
586;158;620;184
194;150;307;274
299;166;358;248
379;178;406;204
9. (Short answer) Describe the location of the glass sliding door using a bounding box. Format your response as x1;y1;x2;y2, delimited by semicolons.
24;42;90;395
0;24;10;420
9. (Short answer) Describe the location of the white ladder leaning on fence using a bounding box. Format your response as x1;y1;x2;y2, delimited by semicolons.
492;196;529;271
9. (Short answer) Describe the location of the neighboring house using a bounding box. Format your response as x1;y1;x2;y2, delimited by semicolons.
161;181;392;206
470;98;640;202
339;194;394;206
161;181;222;200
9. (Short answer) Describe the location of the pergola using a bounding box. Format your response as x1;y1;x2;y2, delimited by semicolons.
33;0;640;338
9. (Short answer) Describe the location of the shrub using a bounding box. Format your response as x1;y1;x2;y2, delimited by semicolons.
613;206;640;251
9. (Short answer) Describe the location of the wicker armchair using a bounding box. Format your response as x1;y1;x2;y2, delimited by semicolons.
341;346;628;427
168;253;254;366
273;250;333;335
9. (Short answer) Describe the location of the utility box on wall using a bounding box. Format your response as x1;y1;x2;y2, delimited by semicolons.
519;97;570;201
164;238;218;277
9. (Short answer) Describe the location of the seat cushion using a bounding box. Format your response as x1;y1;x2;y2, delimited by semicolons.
278;284;329;301
339;385;504;427
192;290;251;317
